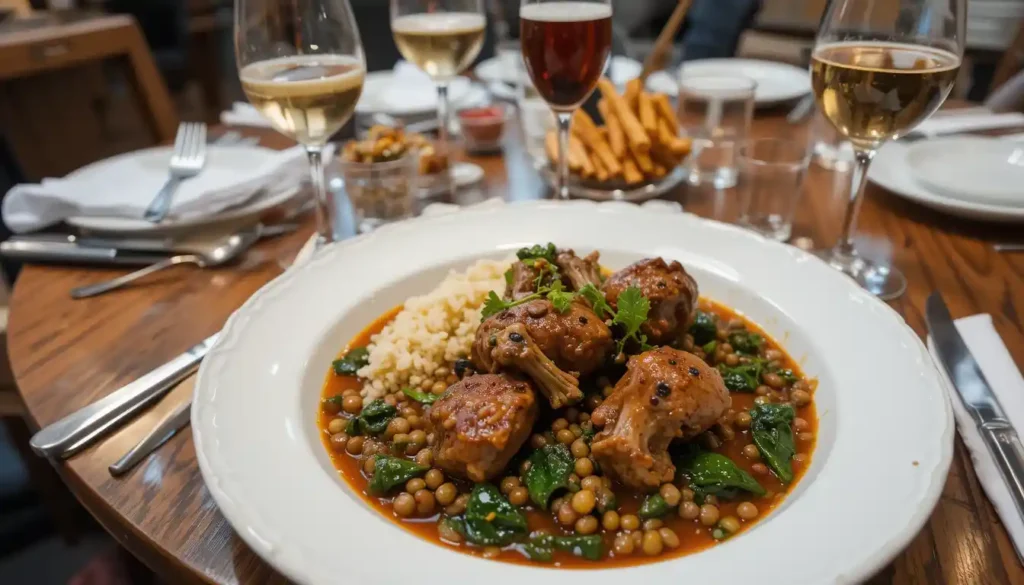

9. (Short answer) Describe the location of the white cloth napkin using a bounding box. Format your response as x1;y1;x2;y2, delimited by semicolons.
378;61;472;112
916;112;1024;137
2;145;307;233
220;102;272;128
927;314;1024;563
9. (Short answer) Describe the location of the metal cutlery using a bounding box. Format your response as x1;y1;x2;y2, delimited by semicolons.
29;334;219;459
143;122;208;223
994;243;1024;253
70;228;261;299
108;374;195;476
926;292;1024;524
786;95;815;125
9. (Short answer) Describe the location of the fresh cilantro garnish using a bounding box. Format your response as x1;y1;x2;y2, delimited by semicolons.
578;283;614;318
503;268;514;287
546;280;575;313
517;243;557;263
612;286;650;355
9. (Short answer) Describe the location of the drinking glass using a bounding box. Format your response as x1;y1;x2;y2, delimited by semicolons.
677;75;756;189
519;0;613;199
811;0;965;299
737;138;810;242
391;0;486;193
235;0;365;248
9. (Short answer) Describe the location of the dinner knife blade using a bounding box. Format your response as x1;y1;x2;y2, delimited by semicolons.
30;333;219;459
925;292;1024;523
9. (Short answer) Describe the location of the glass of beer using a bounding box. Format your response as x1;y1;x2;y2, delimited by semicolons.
391;0;486;193
520;0;612;199
810;0;964;299
235;0;366;248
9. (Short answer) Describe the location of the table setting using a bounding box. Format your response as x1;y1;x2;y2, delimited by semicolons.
6;0;1024;582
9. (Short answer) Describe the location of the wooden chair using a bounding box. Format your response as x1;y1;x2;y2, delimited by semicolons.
0;14;179;179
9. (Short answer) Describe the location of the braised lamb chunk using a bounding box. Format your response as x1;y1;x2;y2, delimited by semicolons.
430;374;538;482
590;347;730;490
504;260;543;300
603;258;699;345
490;323;582;409
554;248;603;291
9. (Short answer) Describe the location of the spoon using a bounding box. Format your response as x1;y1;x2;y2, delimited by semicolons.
70;229;261;299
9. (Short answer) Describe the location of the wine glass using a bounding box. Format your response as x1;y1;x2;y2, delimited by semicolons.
810;0;964;299
390;0;487;193
235;0;365;248
520;0;612;199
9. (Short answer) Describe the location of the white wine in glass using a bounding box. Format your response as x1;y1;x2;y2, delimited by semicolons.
235;0;365;248
810;0;964;300
390;0;486;194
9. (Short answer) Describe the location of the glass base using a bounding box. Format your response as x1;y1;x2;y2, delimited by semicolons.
687;167;737;190
814;248;907;301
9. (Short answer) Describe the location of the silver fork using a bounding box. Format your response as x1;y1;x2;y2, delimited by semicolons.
144;122;208;223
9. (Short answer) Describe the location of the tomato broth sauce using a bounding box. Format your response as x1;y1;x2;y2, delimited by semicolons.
319;300;818;567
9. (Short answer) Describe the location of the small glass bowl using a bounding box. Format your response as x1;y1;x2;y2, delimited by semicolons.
457;104;511;154
339;153;417;232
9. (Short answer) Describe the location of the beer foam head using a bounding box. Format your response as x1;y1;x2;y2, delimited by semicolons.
519;2;612;22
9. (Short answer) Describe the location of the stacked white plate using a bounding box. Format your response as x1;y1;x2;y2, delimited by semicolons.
646;58;811;106
967;0;1024;49
870;134;1024;222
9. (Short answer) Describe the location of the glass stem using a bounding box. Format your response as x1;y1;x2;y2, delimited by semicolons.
436;82;455;194
833;148;875;258
555;112;572;200
306;146;334;248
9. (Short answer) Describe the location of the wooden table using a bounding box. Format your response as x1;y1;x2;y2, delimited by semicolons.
8;108;1024;584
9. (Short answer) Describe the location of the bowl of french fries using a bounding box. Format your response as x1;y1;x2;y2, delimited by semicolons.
540;78;692;201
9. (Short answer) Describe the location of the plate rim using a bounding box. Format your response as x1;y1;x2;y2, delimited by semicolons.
904;136;1024;206
193;200;953;585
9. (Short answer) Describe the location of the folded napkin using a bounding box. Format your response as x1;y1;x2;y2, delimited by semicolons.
927;314;1024;563
378;61;473;112
220;102;273;129
3;145;307;233
915;111;1024;137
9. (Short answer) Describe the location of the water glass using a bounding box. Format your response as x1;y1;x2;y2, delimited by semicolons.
808;110;855;171
677;74;756;189
737;138;810;242
340;154;417;233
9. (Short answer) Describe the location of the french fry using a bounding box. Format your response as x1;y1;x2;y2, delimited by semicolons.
572;109;623;176
651;162;667;179
650;143;680;170
545;131;582;172
637;92;658;135
630;142;655;174
597;78;650;153
624;79;642;110
569;134;595;178
657;118;692;156
590;146;610;182
621;151;645;184
652;93;680;135
597;100;626;158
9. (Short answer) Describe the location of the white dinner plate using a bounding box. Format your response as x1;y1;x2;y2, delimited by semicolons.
356;71;488;116
870;138;1024;223
65;145;301;235
194;200;952;585
646;59;811;105
905;137;1024;208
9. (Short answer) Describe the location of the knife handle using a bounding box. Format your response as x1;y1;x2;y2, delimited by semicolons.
30;350;203;459
982;422;1024;523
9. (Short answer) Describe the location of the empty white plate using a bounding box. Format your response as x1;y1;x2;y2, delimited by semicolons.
356;71;487;116
906;137;1024;207
647;58;811;105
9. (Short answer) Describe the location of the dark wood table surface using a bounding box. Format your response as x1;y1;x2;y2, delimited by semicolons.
8;106;1024;584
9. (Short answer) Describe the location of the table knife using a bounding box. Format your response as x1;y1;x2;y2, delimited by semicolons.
109;397;192;476
30;333;219;459
926;292;1024;524
0;238;170;265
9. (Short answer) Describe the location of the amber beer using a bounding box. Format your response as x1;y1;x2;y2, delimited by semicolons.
240;55;365;146
520;2;612;109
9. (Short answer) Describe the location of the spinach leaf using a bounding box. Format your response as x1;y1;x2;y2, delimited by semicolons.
346;399;397;436
728;331;764;355
332;346;369;375
717;361;764;392
516;243;557;263
677;447;766;500
322;395;344;412
463;484;528;546
750;403;796;483
774;368;799;384
578;284;614;319
402;387;439;405
689;310;717;345
523;534;603;562
524;444;575;508
367;455;427;495
638;494;670;519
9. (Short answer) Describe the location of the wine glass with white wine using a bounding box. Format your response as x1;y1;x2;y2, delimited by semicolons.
390;0;487;193
235;0;365;248
810;0;964;299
